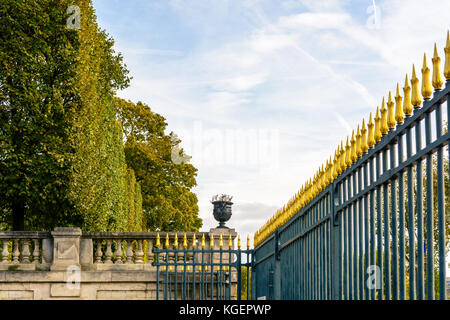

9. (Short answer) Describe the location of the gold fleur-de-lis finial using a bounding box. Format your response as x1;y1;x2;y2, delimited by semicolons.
380;97;389;135
444;31;450;80
340;140;346;171
350;130;357;163
356;125;362;157
374;107;382;142
165;233;170;248
403;74;413;116
387;91;396;129
192;234;197;249
395;83;404;124
432;43;444;90
368;112;375;148
334;149;340;177
345;136;351;167
156;233;161;248
411;64;422;108
183;233;188;249
174;233;178;248
361;119;368;153
210;234;214;249
421;53;432;99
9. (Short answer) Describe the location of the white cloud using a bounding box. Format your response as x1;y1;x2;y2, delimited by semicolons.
108;0;450;244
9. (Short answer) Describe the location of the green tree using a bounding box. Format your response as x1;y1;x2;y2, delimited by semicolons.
0;0;81;230
116;98;202;232
0;0;132;231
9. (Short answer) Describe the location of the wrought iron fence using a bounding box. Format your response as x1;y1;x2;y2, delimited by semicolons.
152;233;253;300
253;35;450;300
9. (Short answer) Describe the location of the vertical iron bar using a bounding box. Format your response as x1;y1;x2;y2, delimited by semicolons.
390;140;398;300
364;161;369;300
193;246;196;300
398;134;406;300
237;248;241;300
175;249;178;300
424;109;434;300
436;101;446;300
343;181;349;300
383;146;391;300
164;247;168;300
369;156;376;300
156;248;160;300
353;171;358;300
210;248;214;300
358;166;364;300
406;126;415;300
201;246;205;300
348;176;353;300
376;151;383;300
415;118;424;300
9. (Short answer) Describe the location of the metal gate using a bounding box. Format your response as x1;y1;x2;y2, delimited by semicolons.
152;233;253;300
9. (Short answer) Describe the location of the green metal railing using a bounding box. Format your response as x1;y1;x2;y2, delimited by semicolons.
253;76;449;301
152;235;252;300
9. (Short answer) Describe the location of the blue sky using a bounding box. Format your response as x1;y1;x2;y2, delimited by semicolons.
92;0;450;264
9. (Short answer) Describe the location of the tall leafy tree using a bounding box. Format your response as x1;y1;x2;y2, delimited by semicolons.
0;0;81;230
0;0;132;231
116;98;202;232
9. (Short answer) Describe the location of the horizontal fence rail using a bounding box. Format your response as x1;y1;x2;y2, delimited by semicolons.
253;76;450;300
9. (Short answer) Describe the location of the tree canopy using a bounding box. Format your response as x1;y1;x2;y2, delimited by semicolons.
0;0;201;232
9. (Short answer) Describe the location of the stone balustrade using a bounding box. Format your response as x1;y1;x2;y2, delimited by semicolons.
82;231;218;271
0;227;239;300
0;232;52;271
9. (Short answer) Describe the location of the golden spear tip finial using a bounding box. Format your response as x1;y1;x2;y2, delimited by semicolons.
375;106;381;119
210;234;215;248
422;52;432;99
183;233;188;248
381;96;387;111
412;64;417;78
156;233;161;248
445;31;450;80
404;73;410;87
238;234;241;249
434;42;439;58
192;233;197;248
165;233;170;248
247;235;250;249
423;53;428;68
432;42;444;90
368;112;373;125
174;233;179;247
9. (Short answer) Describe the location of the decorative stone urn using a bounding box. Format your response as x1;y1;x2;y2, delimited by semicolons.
211;194;233;228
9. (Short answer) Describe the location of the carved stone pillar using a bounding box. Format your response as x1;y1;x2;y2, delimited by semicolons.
50;227;82;271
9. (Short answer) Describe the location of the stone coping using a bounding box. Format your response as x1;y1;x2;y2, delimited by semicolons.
0;231;51;239
81;231;230;239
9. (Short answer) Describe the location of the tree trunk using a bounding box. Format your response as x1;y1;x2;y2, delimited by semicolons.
12;201;25;231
